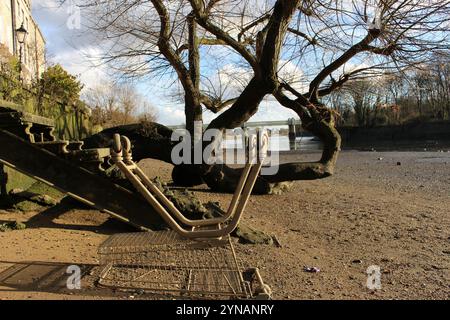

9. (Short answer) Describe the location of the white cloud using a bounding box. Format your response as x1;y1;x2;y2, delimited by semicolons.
33;0;108;89
158;105;186;125
50;45;108;89
278;59;307;93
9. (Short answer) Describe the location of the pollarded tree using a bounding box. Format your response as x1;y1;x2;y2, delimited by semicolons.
74;0;449;193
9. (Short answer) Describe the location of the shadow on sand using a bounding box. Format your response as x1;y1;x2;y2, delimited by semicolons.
0;260;102;296
1;197;136;235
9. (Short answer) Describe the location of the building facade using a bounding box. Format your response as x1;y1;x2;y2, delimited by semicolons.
0;0;46;82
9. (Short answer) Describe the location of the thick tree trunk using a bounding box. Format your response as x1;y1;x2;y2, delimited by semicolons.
82;117;340;195
207;77;271;131
185;13;203;136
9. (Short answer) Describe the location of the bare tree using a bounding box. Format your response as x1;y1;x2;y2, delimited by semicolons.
409;52;450;120
83;81;157;129
67;0;449;192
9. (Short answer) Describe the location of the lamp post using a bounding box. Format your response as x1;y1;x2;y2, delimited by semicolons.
16;23;28;83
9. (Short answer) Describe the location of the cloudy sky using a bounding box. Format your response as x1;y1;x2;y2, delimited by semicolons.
31;0;298;126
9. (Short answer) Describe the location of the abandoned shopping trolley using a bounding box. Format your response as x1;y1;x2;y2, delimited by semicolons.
97;130;272;299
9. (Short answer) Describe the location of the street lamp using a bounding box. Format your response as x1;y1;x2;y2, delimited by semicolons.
16;23;28;83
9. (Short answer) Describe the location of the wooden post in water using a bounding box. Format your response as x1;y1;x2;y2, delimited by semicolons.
288;118;297;151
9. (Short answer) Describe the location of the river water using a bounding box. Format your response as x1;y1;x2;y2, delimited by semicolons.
222;136;322;152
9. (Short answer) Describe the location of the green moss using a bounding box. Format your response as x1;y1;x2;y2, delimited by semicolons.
10;181;62;212
26;181;64;201
1;62;94;141
13;200;43;212
0;221;26;232
4;167;35;192
152;177;208;219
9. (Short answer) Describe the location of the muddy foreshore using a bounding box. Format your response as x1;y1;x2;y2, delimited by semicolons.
0;150;448;299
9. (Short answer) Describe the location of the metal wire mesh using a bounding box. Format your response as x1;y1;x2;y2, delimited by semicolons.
97;231;253;299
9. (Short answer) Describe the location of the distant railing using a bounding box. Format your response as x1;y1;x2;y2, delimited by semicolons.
168;118;303;150
167;119;301;130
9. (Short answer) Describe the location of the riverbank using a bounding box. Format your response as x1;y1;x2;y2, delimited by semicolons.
339;121;450;152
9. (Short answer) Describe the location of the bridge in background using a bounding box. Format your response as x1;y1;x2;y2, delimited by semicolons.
167;119;301;130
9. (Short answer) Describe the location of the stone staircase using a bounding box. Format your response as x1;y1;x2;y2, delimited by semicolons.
0;99;163;230
0;101;110;173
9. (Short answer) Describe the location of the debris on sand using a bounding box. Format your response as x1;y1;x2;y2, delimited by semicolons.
268;182;294;195
0;221;26;232
303;266;321;273
272;235;283;248
233;223;274;245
